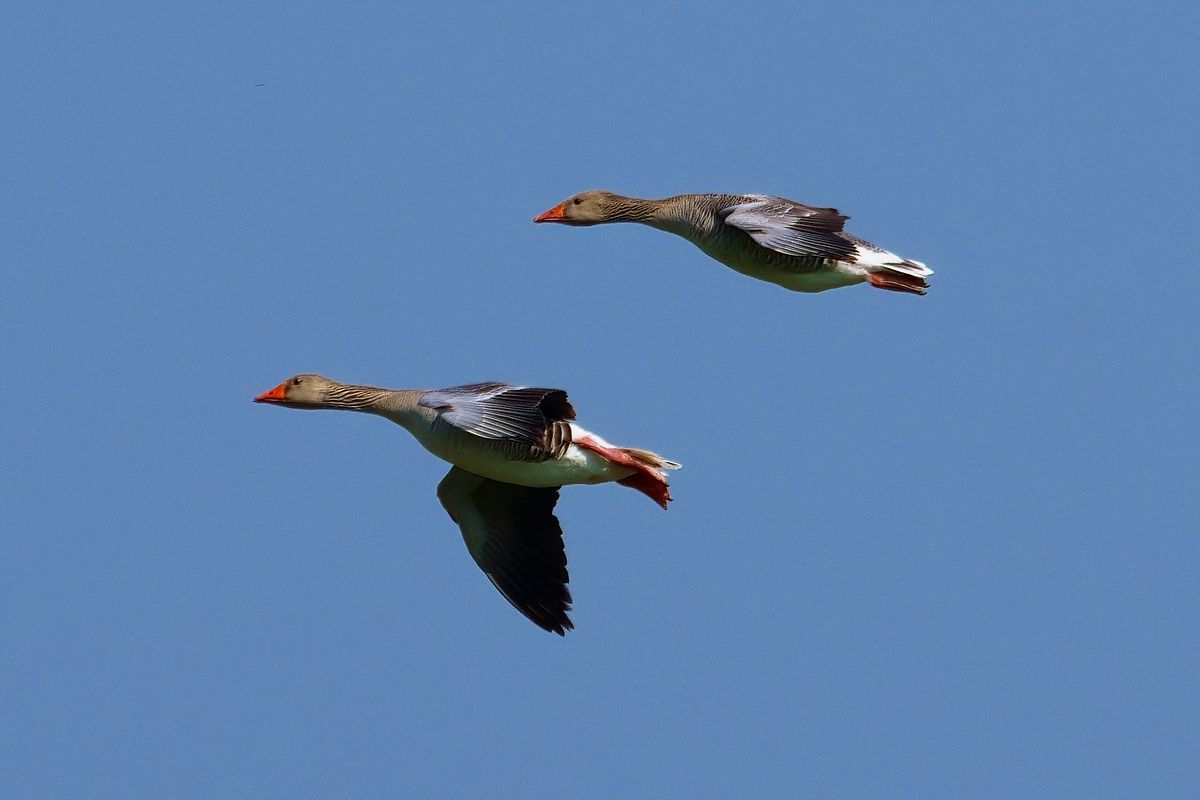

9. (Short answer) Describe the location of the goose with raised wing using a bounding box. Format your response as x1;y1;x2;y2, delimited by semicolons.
254;374;679;635
535;190;933;295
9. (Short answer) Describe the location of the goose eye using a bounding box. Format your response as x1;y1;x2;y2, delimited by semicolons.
293;378;303;386
572;198;582;205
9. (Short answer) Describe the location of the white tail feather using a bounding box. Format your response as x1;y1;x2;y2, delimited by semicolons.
854;244;933;277
882;259;932;278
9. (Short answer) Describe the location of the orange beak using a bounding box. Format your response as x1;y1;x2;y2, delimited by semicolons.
254;382;289;403
533;202;566;223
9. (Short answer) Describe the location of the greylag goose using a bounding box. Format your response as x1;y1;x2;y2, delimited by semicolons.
535;190;933;295
254;374;679;635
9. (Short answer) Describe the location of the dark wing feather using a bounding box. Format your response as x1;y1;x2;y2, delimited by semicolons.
419;382;575;462
437;467;572;635
721;195;858;261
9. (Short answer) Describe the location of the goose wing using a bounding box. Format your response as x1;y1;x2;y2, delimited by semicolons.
419;382;575;462
437;467;572;635
721;194;858;261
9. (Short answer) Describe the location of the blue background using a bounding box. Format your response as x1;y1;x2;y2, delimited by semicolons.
3;3;1197;797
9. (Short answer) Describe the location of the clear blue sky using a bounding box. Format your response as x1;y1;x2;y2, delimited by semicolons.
3;3;1197;797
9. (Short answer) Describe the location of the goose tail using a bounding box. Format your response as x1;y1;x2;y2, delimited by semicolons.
573;436;681;510
866;263;931;295
851;239;933;295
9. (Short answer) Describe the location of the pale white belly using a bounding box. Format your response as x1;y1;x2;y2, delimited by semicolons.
697;240;866;293
468;444;633;488
412;422;634;488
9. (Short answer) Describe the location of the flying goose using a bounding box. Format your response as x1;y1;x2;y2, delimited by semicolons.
535;190;933;295
254;375;679;635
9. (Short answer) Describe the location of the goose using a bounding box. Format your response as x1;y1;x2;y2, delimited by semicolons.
534;190;933;295
254;374;679;635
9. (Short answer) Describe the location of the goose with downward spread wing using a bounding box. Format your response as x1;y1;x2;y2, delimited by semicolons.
254;374;679;635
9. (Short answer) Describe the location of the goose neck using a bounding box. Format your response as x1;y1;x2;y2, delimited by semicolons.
323;384;423;425
606;195;667;224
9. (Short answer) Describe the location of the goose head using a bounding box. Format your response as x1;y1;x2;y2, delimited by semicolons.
254;374;340;409
533;190;625;226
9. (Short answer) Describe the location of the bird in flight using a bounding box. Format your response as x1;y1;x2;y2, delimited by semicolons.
255;374;679;634
536;190;933;295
